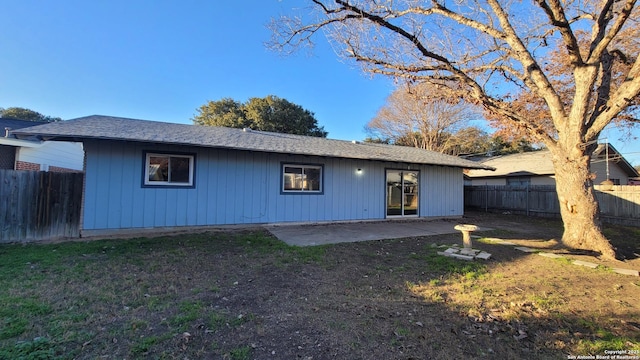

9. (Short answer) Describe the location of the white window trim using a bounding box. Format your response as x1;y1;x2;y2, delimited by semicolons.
144;152;195;187
282;163;323;193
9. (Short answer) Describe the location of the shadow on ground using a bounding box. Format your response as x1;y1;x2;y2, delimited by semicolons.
0;212;638;359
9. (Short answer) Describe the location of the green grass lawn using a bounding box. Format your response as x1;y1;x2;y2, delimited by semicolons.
0;231;321;359
0;222;638;359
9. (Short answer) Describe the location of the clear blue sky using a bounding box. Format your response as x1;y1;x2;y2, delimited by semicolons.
1;0;638;166
1;1;394;139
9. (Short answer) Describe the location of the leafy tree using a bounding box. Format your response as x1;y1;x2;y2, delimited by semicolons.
0;107;61;122
270;0;640;259
191;98;246;128
364;83;538;156
369;126;493;156
193;95;328;137
447;127;492;156
487;135;539;156
362;137;390;144
365;83;481;154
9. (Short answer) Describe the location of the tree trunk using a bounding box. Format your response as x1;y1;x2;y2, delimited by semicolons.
551;149;617;260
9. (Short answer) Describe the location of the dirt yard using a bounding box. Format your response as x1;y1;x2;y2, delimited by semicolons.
0;212;638;359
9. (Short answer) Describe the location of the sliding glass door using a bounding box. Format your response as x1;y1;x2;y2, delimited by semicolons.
386;170;419;217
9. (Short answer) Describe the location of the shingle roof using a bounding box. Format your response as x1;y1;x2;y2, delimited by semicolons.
467;144;639;178
1;117;44;132
1;118;45;140
466;151;554;178
12;115;493;170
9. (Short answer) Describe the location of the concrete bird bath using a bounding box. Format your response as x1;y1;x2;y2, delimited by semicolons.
454;224;478;249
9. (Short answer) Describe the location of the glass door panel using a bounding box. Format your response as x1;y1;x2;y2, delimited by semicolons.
386;170;419;217
386;171;402;216
403;171;418;216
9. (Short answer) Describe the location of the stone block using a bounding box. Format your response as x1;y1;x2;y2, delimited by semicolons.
572;260;599;269
447;253;475;261
537;252;564;259
476;252;492;260
460;248;480;255
514;246;538;253
611;268;640;276
444;248;459;254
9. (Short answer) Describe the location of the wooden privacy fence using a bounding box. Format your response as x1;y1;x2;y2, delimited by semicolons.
464;185;640;227
596;186;640;226
0;170;83;242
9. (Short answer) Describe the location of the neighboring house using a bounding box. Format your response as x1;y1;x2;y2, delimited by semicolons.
13;115;493;237
0;118;84;172
465;144;639;186
591;144;640;185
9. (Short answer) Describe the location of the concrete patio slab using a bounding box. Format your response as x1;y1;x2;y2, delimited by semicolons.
266;219;492;247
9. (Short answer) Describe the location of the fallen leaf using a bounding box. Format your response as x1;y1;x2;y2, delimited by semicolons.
513;330;528;340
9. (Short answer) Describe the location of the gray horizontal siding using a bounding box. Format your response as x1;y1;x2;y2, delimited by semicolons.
82;140;464;232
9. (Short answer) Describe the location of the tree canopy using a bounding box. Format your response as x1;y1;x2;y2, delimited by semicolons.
193;95;328;137
270;0;640;259
0;107;61;122
365;83;484;155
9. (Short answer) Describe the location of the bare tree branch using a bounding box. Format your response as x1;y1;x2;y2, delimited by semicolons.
587;54;640;139
535;0;583;64
587;0;636;62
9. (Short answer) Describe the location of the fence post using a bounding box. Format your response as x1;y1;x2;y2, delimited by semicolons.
485;183;488;212
526;184;530;216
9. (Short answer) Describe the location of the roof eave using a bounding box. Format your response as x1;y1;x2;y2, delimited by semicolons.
21;132;494;169
0;137;43;147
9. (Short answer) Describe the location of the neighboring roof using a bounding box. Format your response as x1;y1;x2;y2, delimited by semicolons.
12;115;493;170
592;143;640;178
1;118;45;142
466;151;554;178
1;118;43;137
467;144;640;179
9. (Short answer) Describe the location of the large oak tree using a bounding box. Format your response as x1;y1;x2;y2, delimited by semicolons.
193;95;328;137
0;107;61;122
270;0;640;259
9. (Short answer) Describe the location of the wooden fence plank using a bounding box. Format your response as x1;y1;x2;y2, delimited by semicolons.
465;185;640;227
0;169;83;242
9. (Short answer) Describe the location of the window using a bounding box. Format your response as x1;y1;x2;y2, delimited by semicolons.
144;152;195;187
282;164;323;193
